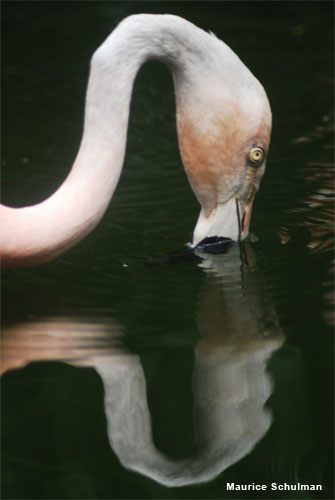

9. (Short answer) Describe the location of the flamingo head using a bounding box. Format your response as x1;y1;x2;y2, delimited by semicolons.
176;68;272;249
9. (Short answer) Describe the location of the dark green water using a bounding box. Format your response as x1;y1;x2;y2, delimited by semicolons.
1;2;334;499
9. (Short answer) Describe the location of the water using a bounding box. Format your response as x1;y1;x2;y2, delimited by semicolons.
1;2;334;499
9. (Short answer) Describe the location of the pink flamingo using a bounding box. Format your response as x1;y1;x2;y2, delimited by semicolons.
0;14;271;267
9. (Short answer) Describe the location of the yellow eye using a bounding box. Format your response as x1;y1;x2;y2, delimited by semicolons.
249;147;264;164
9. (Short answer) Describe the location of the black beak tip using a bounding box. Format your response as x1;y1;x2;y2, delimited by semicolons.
195;236;236;254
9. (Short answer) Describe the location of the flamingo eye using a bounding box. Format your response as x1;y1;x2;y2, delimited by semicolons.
249;147;264;165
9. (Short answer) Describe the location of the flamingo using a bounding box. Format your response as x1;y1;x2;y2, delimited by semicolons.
0;14;272;267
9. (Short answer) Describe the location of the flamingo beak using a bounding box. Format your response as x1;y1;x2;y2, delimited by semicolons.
239;198;254;240
192;194;255;249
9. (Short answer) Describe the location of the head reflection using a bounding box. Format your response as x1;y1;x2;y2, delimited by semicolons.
2;244;283;487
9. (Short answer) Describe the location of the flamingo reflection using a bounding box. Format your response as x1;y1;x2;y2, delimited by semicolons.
2;244;283;486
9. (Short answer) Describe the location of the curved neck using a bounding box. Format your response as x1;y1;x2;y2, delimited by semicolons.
1;15;215;267
76;14;217;186
74;15;203;192
1;14;259;267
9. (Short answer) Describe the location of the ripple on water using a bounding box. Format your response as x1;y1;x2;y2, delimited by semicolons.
276;120;334;325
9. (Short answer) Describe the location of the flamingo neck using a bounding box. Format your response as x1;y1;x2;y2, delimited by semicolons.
0;14;250;267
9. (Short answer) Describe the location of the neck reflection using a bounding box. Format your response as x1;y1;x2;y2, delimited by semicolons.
2;244;283;487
